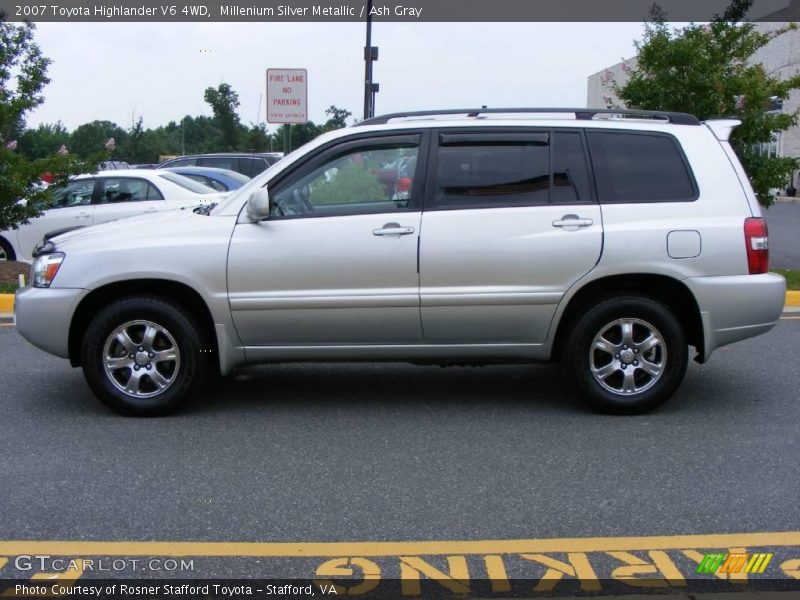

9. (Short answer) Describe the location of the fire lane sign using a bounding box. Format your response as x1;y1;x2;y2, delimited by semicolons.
266;68;308;124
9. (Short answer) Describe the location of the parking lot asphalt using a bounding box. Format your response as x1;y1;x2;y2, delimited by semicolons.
765;201;800;270
0;316;798;585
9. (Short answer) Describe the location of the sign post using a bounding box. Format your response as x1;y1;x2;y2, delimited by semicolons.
267;68;308;153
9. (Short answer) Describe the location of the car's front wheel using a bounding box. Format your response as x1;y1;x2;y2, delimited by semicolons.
565;295;688;414
81;296;209;416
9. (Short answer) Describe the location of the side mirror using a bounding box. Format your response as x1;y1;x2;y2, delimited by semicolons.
246;188;271;221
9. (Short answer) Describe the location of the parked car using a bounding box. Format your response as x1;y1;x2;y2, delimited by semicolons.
164;166;250;192
157;152;283;178
14;108;786;416
99;160;131;170
0;169;226;262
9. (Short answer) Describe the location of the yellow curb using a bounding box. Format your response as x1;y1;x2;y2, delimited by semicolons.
0;292;798;314
0;293;13;312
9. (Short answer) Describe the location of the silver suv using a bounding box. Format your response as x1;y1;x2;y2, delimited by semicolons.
14;108;786;416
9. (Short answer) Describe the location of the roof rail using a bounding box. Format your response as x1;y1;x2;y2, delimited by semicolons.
355;108;701;127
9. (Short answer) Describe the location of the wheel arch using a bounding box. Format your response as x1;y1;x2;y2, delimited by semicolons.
552;273;705;362
68;279;218;371
0;234;17;261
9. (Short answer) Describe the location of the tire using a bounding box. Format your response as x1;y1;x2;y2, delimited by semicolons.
81;296;209;416
0;237;15;262
564;295;688;415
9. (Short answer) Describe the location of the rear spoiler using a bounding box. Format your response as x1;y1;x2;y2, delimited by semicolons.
704;119;742;142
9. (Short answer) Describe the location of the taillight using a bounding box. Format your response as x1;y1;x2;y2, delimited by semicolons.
744;217;769;274
396;177;412;193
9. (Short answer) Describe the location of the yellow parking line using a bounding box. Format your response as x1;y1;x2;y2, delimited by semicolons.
0;532;798;558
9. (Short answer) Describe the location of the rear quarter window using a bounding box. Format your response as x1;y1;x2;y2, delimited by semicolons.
587;131;697;203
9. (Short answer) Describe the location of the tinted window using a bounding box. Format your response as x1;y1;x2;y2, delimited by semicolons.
552;131;592;204
100;178;164;203
240;157;269;177
587;132;696;203
198;157;240;172
272;142;419;217
163;158;196;168
434;137;549;208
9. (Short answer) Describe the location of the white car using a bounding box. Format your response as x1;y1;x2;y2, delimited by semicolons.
0;169;227;262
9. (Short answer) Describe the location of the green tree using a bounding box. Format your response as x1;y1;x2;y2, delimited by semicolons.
0;18;107;232
70;120;127;159
271;122;321;153
119;116;146;163
18;122;70;160
203;83;241;150
612;0;800;207
243;123;272;152
322;105;352;131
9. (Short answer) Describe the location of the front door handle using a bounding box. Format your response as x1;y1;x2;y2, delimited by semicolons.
373;224;415;237
74;212;91;220
552;214;593;229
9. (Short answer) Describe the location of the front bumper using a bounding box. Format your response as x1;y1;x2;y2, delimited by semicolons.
14;286;88;359
685;273;786;361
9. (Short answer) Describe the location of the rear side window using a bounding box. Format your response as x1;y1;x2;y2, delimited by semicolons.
432;131;594;209
99;178;164;203
434;135;550;208
587;132;697;203
163;158;196;168
198;157;240;172
552;131;592;204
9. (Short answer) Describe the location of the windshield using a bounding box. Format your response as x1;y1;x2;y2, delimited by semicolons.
158;171;217;194
221;170;251;185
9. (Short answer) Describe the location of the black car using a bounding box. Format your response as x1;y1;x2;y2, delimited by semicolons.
157;152;284;178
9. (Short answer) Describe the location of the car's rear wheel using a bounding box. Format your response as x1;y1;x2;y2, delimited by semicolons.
81;296;208;416
0;237;15;262
565;295;688;414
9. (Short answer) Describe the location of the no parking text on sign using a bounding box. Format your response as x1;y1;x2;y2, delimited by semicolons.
266;68;308;124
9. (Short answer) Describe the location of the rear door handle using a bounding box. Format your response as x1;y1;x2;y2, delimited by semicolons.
74;212;91;220
373;224;415;237
552;214;593;229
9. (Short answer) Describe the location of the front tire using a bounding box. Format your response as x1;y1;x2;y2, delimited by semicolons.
565;295;688;415
81;296;209;416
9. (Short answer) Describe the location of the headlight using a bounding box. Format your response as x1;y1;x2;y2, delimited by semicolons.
32;253;65;288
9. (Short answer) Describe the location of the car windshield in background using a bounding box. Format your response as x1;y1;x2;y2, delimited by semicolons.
220;170;251;185
157;171;217;194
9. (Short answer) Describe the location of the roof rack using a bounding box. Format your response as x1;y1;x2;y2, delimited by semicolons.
355;108;701;127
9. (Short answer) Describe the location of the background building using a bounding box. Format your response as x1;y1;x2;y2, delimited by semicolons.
587;23;800;174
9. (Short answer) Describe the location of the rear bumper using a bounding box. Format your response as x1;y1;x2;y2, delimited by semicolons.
685;273;786;361
14;286;88;359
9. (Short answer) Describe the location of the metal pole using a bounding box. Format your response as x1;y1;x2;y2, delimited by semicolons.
363;0;373;120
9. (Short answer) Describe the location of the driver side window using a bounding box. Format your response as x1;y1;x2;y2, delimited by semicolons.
271;140;419;217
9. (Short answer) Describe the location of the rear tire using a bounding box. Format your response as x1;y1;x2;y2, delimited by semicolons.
564;295;688;415
81;296;209;416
